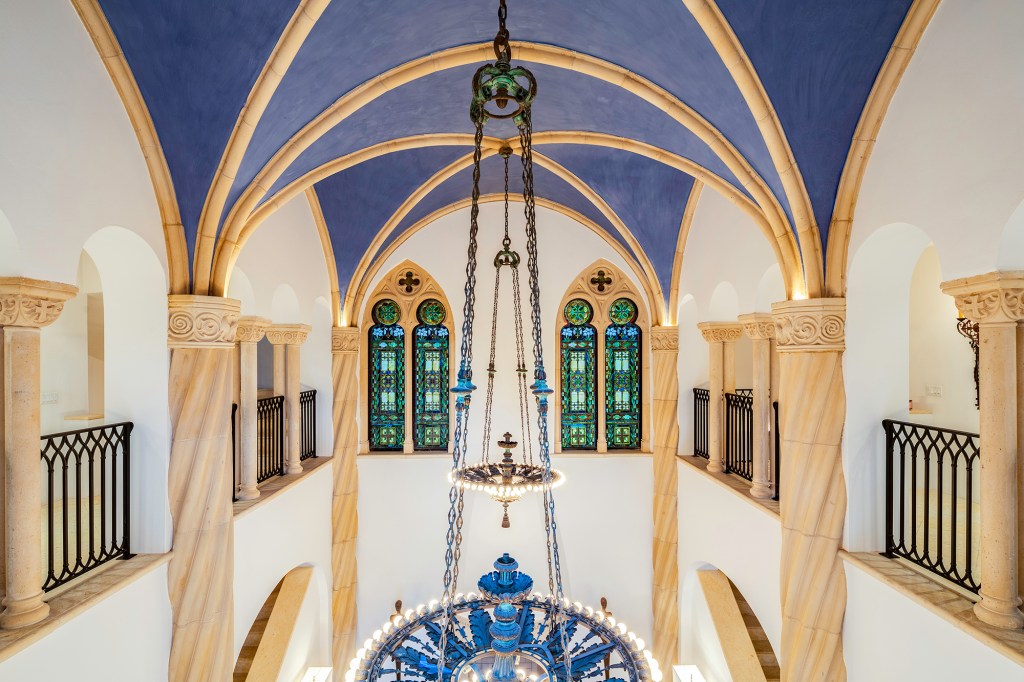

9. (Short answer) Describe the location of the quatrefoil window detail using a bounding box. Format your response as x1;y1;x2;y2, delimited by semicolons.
398;270;421;293
590;270;613;293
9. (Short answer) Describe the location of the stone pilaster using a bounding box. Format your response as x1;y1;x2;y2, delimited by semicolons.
0;278;77;629
740;314;775;499
331;326;360;669
266;324;312;475
166;295;239;681
650;326;679;669
942;272;1024;629
771;299;847;682
236;316;270;500
698;323;743;473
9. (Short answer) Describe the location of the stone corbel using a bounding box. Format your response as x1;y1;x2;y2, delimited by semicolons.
771;298;845;353
265;323;312;346
236;316;272;344
167;294;240;348
0;277;78;328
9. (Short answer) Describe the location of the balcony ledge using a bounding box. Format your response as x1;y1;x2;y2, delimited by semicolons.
677;454;780;519
233;455;332;519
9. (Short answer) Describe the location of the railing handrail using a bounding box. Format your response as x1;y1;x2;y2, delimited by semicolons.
882;417;979;440
41;420;134;441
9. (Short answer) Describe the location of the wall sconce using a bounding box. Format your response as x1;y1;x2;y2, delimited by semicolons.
955;310;980;409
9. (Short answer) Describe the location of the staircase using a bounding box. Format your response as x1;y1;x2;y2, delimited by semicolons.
730;581;780;681
233;579;283;680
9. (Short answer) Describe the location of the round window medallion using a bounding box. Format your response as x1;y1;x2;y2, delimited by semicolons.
372;298;401;326
564;298;594;326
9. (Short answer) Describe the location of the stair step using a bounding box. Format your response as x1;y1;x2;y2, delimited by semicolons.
727;579;780;681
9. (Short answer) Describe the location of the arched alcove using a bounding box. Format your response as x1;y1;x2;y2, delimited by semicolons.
997;197;1024;270
271;283;302;322
228;265;257;313
755;263;786;311
707;281;739;320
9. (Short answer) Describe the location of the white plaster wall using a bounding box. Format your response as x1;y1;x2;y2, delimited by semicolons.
0;564;172;681
677;296;703;455
280;568;333;682
233;463;333;664
909;246;978;432
232;194;334;457
848;1;1024;281
677;462;781;662
843;561;1023;681
357;454;652;646
0;0;167;285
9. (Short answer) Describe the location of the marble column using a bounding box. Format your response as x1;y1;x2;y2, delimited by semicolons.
272;343;285;397
772;299;847;682
266;324;311;475
0;278;76;630
650;326;679;669
942;272;1024;629
235;316;270;501
723;334;737;395
698;323;743;474
331;327;360;670
740;314;775;499
166;295;240;680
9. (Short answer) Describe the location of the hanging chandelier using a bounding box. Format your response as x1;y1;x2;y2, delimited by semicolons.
349;3;661;682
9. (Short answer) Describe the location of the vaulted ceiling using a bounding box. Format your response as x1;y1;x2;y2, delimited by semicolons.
89;0;919;316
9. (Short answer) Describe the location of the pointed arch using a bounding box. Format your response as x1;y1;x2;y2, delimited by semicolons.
359;260;456;454
554;259;652;454
669;180;705;323
71;0;189;293
305;187;343;326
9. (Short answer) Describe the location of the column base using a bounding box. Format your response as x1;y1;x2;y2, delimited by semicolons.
974;594;1024;629
750;482;773;499
286;462;304;475
236;486;260;501
707;460;724;474
0;594;50;629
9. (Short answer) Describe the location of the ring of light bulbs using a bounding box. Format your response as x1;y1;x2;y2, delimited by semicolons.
347;592;663;682
448;464;565;504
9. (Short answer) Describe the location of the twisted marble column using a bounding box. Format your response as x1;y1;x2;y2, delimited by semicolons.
236;316;270;501
771;299;847;682
166;295;239;681
650;326;679;669
331;326;360;669
942;272;1024;629
740;314;775;499
698;323;742;473
0;278;77;629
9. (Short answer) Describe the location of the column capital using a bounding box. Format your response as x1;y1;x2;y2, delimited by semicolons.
332;326;360;354
167;295;240;348
697;321;743;343
650;325;679;352
236;316;271;344
940;271;1024;324
266;323;312;346
0;277;77;328
738;313;775;340
771;298;845;352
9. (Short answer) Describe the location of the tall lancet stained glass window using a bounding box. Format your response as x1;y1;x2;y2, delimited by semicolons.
560;298;597;449
606;298;641;449
413;299;449;450
369;299;405;450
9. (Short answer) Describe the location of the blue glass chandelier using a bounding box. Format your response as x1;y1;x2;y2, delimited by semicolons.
348;4;662;682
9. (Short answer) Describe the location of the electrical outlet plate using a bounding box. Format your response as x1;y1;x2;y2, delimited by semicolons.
40;392;58;405
926;385;943;397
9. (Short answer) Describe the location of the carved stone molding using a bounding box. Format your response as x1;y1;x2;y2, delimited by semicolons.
332;326;360;354
697;321;743;344
941;271;1024;324
235;316;271;344
0;277;77;328
771;299;845;352
265;323;312;346
167;295;240;348
650;326;680;352
738;313;775;340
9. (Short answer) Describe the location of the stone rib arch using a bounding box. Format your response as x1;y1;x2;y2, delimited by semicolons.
358;260;456;454
554;259;652;454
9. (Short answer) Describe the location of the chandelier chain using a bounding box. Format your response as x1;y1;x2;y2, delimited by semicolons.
480;265;502;464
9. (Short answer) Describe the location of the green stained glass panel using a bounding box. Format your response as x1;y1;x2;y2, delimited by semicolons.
417;298;446;326
373;298;401;326
414;304;449;450
564;298;593;326
369;323;405;450
609;298;638;325
560;323;596;449
606;322;641;449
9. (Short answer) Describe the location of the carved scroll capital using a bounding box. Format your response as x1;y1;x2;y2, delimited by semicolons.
771;298;845;352
167;295;240;348
265;323;312;346
0;277;78;328
332;326;360;354
650;326;679;352
941;271;1024;324
235;316;271;344
737;313;775;340
697;322;743;344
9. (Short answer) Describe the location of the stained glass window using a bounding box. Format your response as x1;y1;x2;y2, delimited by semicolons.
413;299;449;450
560;298;597;449
369;299;405;450
606;298;641;449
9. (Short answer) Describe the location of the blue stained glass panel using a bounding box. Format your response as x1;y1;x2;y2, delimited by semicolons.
560;324;597;449
413;321;449;450
606;322;641;449
369;324;405;450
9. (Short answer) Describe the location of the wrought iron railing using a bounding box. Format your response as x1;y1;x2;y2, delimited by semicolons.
300;389;317;460
882;419;981;593
231;402;239;502
723;392;753;481
735;388;753;397
693;388;709;459
257;395;286;482
40;422;133;592
772;401;780;502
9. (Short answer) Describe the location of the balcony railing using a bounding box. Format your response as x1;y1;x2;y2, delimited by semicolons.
723;392;753;481
882;419;981;593
40;422;133;592
772;401;780;502
300;389;317;460
693;387;709;459
257;395;286;482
